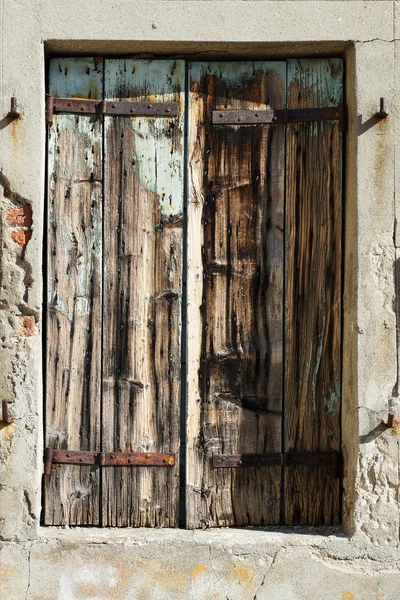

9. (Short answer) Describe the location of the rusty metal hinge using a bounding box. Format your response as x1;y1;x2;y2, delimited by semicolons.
45;95;179;124
212;451;341;478
44;448;174;475
212;104;348;132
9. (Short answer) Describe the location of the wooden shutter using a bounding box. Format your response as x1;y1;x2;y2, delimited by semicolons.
45;58;103;525
45;57;342;528
186;59;342;528
102;59;185;526
186;62;286;528
284;59;343;525
45;58;185;527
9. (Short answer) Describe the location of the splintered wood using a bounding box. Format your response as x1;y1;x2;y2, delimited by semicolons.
45;58;103;525
102;60;185;527
186;62;286;528
284;59;342;525
46;58;342;527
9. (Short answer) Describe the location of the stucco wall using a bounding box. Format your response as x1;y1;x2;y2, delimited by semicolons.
0;1;399;598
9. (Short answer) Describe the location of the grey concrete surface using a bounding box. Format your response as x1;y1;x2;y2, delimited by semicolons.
0;1;399;598
1;529;400;599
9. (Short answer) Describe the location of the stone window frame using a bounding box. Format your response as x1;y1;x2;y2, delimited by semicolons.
0;1;398;547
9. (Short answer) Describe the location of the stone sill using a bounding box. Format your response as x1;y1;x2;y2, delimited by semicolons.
39;525;347;549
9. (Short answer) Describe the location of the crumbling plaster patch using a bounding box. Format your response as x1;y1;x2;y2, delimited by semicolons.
0;173;42;541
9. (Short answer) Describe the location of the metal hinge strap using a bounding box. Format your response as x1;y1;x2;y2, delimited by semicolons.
212;104;348;132
45;95;179;124
212;451;341;478
44;448;174;475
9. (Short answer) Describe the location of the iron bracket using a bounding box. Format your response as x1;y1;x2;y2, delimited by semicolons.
7;97;20;120
1;400;15;426
212;104;348;132
213;451;341;478
44;448;175;475
381;412;400;432
45;95;179;124
375;97;389;119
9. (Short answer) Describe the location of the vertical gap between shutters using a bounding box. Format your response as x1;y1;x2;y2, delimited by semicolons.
339;63;346;523
280;61;288;526
99;57;105;526
179;62;190;527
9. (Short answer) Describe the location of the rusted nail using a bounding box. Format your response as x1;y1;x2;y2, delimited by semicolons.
375;97;388;119
382;412;397;429
8;97;20;119
163;458;168;464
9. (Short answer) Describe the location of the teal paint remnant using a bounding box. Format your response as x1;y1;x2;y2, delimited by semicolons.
105;59;185;218
49;57;103;100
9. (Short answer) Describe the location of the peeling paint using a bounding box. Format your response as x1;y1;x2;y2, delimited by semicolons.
105;59;185;217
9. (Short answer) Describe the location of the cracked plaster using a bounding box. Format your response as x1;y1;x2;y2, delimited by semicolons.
0;1;399;598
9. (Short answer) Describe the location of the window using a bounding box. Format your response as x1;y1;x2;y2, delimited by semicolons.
44;57;343;528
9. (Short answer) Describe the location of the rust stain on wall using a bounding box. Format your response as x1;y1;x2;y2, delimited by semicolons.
192;564;207;579
0;565;17;584
233;566;255;584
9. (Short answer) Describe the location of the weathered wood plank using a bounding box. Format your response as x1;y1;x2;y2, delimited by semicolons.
284;58;343;525
187;62;286;528
102;59;185;527
45;57;103;525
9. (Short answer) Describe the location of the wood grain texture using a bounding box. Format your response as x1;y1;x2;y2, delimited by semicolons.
102;60;185;527
284;59;343;525
45;57;103;525
186;62;286;528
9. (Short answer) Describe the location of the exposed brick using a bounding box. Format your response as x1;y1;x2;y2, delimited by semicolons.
11;230;32;248
17;315;37;336
6;204;32;227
